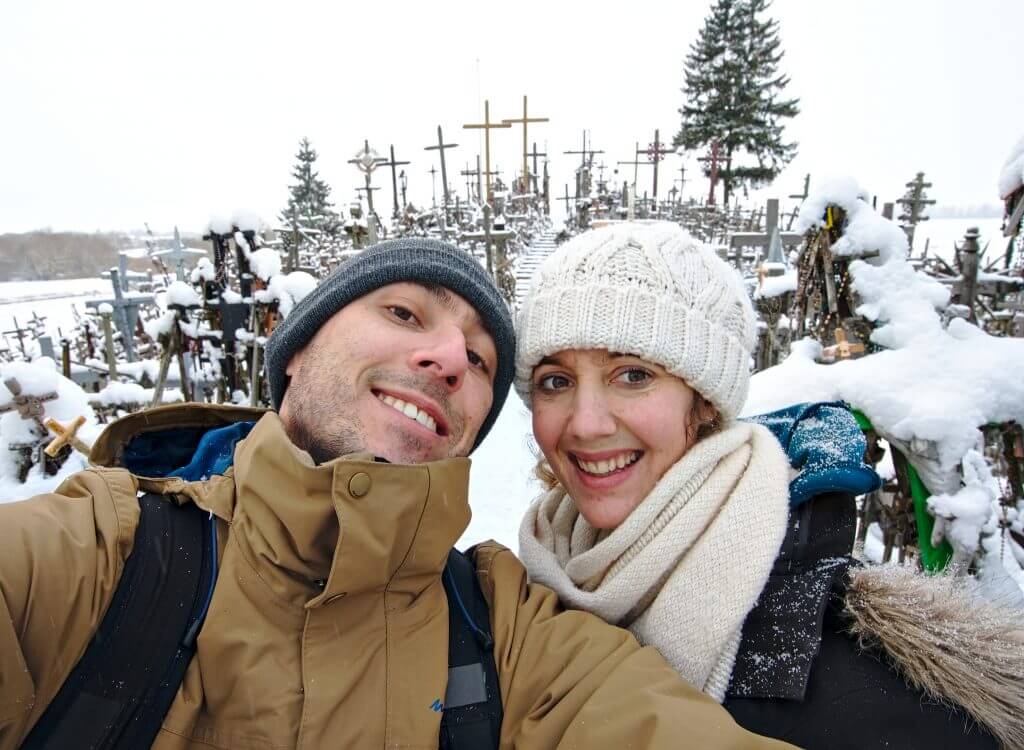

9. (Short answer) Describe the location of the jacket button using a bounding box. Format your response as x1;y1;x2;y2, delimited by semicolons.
348;472;372;497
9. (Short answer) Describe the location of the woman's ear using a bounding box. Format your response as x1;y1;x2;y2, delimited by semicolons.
687;396;721;444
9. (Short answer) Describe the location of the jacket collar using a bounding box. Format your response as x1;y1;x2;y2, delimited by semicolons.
227;413;471;607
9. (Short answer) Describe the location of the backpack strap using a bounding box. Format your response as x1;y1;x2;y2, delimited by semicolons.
439;547;502;750
22;493;217;750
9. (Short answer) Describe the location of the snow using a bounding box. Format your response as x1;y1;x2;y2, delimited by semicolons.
97;302;113;315
190;257;216;283
998;132;1024;199
166;280;201;307
232;211;263;233
255;271;316;318
143;310;176;340
249;247;283;281
208;215;233;235
89;381;183;407
754;269;797;299
795;176;911;263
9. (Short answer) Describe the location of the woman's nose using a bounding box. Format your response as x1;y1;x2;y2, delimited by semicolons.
566;387;617;441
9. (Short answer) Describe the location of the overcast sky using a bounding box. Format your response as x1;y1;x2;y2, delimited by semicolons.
2;0;1022;234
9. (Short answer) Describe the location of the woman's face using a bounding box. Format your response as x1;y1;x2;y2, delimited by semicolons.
531;348;699;530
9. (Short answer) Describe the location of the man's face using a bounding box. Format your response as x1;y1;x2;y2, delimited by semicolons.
278;282;497;465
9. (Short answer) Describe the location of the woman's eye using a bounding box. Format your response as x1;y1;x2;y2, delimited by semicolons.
617;368;652;385
536;373;571;391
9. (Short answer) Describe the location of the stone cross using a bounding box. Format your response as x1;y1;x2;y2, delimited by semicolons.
153;227;207;281
728;199;803;269
424;126;458;208
0;377;58;434
463;100;511;204
501;95;549;197
85;269;154;361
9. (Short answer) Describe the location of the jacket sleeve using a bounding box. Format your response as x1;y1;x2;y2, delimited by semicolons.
0;468;139;748
474;542;797;750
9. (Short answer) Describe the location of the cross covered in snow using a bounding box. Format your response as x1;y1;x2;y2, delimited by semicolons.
85;269;155;362
0;377;58;434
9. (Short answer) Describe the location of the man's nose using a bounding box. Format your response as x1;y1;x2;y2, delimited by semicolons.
410;325;469;392
566;384;617;441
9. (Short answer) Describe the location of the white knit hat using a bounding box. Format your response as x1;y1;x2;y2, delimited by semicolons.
515;222;757;420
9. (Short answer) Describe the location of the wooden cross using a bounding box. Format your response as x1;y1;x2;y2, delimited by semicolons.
378;145;411;220
463;100;511;204
348;140;387;217
697;141;722;206
0;377;58;434
44;416;90;458
501;95;549;199
2;318;32;359
527;142;547;192
424;125;458;208
460;162;477;203
821;328;865;362
639;129;672;202
460;204;514;277
563;130;604;169
729;199;804;268
428;165;439;208
617;142;644;190
558;184;574;215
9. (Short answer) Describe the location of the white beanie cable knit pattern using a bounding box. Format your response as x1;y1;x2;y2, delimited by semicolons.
515;222;758;420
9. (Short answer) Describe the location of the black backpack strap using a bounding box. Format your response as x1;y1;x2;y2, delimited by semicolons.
22;493;217;750
439;547;502;750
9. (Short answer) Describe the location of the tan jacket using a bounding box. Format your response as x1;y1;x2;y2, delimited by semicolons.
0;404;793;749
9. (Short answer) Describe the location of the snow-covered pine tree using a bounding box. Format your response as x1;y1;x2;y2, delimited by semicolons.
279;138;341;259
675;0;799;206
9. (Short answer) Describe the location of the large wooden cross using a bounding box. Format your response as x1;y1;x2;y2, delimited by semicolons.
424;125;458;208
378;145;411;219
460;204;514;276
501;95;549;197
463;100;511;204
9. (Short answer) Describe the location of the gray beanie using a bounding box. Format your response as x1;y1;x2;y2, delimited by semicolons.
265;238;515;452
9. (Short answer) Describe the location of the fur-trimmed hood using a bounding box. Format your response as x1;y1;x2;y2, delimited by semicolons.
845;565;1024;750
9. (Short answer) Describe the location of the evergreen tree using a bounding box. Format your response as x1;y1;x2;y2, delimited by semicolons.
674;0;799;206
279;137;341;255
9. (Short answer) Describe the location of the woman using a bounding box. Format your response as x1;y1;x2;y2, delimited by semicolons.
515;222;1021;749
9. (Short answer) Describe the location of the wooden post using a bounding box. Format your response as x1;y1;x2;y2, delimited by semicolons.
960;227;980;322
99;310;118;379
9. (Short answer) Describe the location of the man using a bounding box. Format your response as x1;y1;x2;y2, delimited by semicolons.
0;239;792;749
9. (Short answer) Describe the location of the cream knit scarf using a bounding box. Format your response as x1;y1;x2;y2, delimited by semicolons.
518;421;791;702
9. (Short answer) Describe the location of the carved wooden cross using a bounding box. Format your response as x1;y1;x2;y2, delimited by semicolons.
378;145;411;219
0;377;58;433
44;416;90;457
822;329;865;362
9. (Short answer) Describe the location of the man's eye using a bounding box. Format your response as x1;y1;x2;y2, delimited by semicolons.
536;373;571;391
467;349;489;372
389;306;417;323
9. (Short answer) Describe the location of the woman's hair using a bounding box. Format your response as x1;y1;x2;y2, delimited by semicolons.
531;394;723;491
